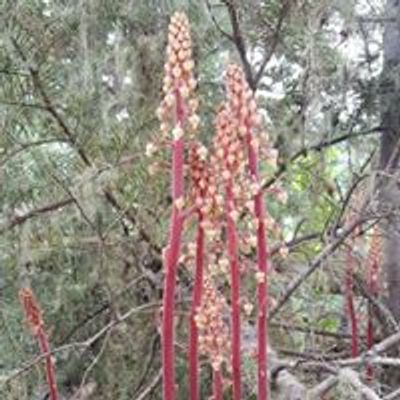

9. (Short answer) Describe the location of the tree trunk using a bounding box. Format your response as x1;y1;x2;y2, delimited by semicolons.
380;0;400;322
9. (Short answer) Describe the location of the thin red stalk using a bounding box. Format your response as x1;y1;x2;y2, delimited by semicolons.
346;243;359;357
225;182;241;400
37;327;58;400
213;369;223;400
162;90;186;400
189;217;205;400
246;126;269;399
224;63;270;399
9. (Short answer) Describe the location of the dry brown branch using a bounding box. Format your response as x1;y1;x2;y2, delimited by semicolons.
308;369;383;400
0;198;75;234
221;0;255;88
308;375;338;399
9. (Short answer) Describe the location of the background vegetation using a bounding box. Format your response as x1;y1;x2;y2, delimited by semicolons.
1;0;398;399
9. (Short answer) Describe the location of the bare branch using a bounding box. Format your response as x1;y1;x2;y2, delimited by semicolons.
204;0;234;41
253;0;290;87
263;127;381;190
0;198;75;234
0;139;69;169
221;0;255;89
269;211;377;320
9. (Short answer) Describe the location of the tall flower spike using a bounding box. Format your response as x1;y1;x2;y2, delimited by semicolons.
187;143;207;400
160;11;199;400
19;288;59;400
224;63;271;400
214;104;245;400
188;218;204;400
188;142;226;400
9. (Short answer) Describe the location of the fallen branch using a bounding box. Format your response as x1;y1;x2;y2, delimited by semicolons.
384;387;400;400
338;368;382;400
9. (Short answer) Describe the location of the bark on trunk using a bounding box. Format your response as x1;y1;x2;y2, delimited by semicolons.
380;0;400;322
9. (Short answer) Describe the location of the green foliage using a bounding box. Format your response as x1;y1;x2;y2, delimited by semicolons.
0;0;386;398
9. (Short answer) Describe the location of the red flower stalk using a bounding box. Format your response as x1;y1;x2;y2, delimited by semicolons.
225;183;241;400
366;226;381;380
226;192;241;400
213;370;223;400
214;105;247;400
189;220;204;400
158;11;199;400
187;144;211;400
189;141;230;400
19;287;58;400
225;63;271;400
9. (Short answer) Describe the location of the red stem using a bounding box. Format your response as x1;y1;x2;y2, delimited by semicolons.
189;219;205;400
226;182;241;400
37;327;58;400
213;369;223;400
246;127;269;399
346;244;359;357
162;90;186;400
